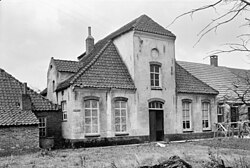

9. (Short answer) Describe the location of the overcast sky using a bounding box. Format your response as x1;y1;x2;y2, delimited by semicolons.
0;0;249;91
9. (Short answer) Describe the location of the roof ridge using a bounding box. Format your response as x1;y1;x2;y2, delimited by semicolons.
176;63;218;94
71;40;113;84
54;58;79;63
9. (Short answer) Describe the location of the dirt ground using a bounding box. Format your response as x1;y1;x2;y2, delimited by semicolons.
1;138;250;168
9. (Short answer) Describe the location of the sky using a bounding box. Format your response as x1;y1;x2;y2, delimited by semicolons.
0;0;249;91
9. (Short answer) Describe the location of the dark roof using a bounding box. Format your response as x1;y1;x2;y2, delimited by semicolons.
57;41;136;91
0;68;58;126
78;14;175;60
0;106;38;126
176;63;218;95
40;88;47;96
177;61;250;101
53;59;80;73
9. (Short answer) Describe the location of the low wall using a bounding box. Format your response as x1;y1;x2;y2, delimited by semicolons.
165;132;214;141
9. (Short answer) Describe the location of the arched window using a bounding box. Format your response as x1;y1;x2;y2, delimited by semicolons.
149;101;163;110
202;100;211;130
182;99;192;131
114;99;127;133
84;99;99;134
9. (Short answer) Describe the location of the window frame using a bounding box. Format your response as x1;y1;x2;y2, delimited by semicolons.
202;101;211;130
217;105;224;123
114;100;128;134
150;63;162;89
84;99;100;136
148;101;164;110
38;117;47;137
61;101;67;121
182;99;192;132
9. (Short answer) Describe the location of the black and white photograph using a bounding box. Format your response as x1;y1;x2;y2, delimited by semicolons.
0;0;250;167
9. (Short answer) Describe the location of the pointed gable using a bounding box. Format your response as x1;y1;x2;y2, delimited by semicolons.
73;41;135;89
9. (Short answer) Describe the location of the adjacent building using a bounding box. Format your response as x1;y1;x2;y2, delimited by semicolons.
0;68;60;154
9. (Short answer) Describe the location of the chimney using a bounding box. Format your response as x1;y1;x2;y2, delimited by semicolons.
85;26;94;55
20;82;32;110
210;55;218;67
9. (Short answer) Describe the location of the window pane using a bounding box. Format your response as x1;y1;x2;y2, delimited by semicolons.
155;74;159;80
122;125;126;132
85;109;91;116
115;109;120;116
85;126;91;133
92;117;98;124
121;110;126;116
121;117;126;124
155;80;159;86
92;125;98;133
115;117;120;124
186;121;190;129
85;100;90;108
85;118;91;124
150;65;154;72
115;125;120;132
92;110;98;116
151;80;154;86
92;100;97;108
155;66;159;73
150;74;154;80
115;101;120;108
121;101;126;108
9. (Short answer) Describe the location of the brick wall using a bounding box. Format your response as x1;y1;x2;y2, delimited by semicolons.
0;125;39;156
34;111;62;148
36;111;62;138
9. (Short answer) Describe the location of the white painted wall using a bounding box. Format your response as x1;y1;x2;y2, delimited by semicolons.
133;31;176;135
113;31;135;80
177;93;217;133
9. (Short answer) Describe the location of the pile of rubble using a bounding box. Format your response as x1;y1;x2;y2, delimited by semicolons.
139;155;192;168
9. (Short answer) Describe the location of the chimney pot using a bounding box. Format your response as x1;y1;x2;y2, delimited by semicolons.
86;26;94;55
210;55;218;67
88;26;91;36
20;82;32;110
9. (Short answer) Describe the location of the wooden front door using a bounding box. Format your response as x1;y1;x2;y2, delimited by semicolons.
149;110;164;141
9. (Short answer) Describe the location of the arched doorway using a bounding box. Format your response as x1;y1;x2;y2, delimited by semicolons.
149;101;164;141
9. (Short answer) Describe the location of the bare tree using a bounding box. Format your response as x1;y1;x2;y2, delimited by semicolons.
169;0;250;55
224;71;250;104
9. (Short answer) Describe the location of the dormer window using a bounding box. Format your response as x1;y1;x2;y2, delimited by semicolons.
150;62;162;89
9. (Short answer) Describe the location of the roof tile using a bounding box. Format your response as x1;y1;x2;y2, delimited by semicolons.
176;63;218;95
0;68;58;126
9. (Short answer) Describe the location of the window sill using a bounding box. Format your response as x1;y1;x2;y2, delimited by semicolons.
115;132;129;136
183;130;193;133
62;120;67;122
85;134;100;138
151;87;162;90
202;129;212;132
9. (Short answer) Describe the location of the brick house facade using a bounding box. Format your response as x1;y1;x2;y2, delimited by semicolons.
0;68;60;155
